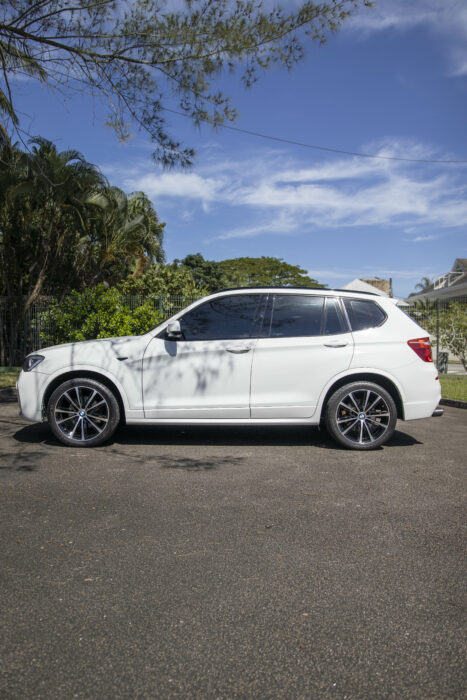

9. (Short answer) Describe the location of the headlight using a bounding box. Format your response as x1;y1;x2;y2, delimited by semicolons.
22;355;45;372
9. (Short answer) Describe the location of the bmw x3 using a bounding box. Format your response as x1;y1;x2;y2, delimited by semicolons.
17;287;442;450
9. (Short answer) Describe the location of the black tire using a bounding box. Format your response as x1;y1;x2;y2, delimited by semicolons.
47;378;120;447
325;381;397;450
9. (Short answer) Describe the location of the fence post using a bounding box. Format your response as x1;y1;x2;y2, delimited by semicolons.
436;299;440;364
23;303;28;361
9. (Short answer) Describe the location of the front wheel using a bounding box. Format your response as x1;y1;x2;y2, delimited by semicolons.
47;378;120;447
325;381;397;450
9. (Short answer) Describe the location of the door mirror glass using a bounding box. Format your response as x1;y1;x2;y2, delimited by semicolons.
166;320;182;339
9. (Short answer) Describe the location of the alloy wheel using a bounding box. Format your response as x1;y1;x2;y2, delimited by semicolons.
335;389;391;446
53;385;110;443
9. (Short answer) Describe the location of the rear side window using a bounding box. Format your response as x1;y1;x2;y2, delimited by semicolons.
343;298;387;331
178;294;263;340
264;295;324;337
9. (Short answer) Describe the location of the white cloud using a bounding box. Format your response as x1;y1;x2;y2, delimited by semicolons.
125;172;222;202
120;139;467;241
348;0;467;76
215;211;301;241
308;267;439;282
410;235;438;243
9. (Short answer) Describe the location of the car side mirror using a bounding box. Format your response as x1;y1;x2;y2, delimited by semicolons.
166;320;182;340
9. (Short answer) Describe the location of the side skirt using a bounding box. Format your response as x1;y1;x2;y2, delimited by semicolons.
126;417;320;426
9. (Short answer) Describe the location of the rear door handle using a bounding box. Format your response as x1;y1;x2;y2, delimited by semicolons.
323;342;348;348
225;345;252;353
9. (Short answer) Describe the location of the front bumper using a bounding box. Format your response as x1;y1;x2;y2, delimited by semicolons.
16;370;49;422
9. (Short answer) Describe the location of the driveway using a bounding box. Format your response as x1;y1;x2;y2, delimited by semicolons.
0;402;465;699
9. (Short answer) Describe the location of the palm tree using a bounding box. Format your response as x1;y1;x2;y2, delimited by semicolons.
1;136;106;308
85;187;165;285
414;276;433;293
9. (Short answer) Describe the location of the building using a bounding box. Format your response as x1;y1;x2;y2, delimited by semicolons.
341;277;407;306
407;258;467;303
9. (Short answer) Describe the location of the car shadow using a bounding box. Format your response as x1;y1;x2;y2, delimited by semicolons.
12;422;422;450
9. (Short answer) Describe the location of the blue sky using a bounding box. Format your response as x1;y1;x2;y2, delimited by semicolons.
10;0;467;297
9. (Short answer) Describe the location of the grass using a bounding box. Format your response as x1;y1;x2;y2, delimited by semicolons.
439;374;467;402
1;366;466;401
0;367;21;388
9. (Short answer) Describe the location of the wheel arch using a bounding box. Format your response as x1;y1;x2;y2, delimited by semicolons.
319;372;404;421
42;370;126;423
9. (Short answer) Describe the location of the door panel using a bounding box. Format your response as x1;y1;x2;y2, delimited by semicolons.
250;295;353;419
250;334;354;418
142;293;265;418
142;338;255;418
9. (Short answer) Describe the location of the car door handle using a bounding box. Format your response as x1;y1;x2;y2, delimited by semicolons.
323;342;349;348
225;345;252;353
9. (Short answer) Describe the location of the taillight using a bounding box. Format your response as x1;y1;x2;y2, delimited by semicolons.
407;337;433;362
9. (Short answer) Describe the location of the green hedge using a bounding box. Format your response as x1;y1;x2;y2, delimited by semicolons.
39;285;164;345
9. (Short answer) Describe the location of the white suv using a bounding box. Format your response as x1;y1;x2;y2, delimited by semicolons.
17;288;442;450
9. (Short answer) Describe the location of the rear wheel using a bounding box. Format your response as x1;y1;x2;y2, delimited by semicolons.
325;381;397;450
47;378;120;447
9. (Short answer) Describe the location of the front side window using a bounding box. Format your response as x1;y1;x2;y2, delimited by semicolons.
263;295;325;338
343;298;387;331
178;294;264;341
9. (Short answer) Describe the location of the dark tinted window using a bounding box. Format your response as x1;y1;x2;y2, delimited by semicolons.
323;297;347;335
179;294;263;341
343;298;386;331
265;295;324;338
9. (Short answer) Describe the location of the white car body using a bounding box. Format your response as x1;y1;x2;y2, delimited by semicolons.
17;288;441;448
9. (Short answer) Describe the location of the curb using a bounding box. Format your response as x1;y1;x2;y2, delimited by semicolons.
0;387;17;404
440;398;467;410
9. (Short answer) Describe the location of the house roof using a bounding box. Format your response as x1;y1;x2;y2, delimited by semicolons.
342;278;409;306
406;257;467;301
452;258;467;273
341;278;390;297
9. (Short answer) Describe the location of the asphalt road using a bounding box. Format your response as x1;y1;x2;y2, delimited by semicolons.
1;402;466;699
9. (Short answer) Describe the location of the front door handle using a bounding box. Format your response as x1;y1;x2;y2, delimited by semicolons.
323;342;348;348
225;345;252;354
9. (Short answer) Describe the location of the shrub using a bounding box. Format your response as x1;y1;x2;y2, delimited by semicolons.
40;285;163;345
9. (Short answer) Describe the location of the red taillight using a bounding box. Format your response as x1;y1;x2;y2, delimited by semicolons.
407;337;433;362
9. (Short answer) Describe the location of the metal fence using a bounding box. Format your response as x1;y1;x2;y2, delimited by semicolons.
404;297;467;372
1;294;466;370
0;295;200;366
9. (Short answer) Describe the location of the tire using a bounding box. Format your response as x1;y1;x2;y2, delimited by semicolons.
324;381;397;451
47;378;120;447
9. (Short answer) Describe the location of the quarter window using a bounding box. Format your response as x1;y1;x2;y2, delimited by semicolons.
343;298;386;331
178;294;263;341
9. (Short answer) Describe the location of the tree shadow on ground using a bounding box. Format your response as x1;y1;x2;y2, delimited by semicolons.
157;454;245;471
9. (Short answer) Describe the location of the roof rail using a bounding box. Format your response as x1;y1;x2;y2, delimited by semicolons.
211;286;379;296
